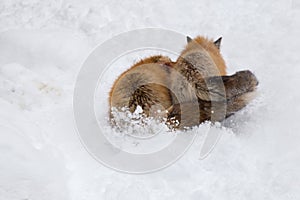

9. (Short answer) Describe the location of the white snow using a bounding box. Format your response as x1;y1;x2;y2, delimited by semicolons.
1;0;300;199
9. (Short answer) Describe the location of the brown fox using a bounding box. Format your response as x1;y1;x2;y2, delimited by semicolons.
109;55;175;119
109;36;258;129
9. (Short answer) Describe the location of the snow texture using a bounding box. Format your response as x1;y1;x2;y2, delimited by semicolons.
1;0;300;199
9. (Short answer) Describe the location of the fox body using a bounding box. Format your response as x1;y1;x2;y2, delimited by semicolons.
109;36;258;129
109;55;175;118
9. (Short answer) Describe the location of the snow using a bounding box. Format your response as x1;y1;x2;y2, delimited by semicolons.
1;0;300;199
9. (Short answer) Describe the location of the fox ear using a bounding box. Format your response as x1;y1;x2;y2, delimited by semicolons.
186;36;193;43
214;37;222;49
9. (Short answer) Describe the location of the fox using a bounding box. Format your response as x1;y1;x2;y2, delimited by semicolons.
109;35;258;129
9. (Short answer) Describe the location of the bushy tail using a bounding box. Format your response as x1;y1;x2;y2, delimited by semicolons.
166;70;258;129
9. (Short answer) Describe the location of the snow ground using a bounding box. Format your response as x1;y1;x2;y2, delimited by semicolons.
1;0;300;199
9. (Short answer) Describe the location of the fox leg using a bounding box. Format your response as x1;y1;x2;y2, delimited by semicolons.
166;100;227;129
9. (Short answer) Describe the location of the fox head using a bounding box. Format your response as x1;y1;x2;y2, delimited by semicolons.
184;36;227;75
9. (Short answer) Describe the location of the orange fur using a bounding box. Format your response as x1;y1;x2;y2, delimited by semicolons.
182;36;227;75
109;55;174;118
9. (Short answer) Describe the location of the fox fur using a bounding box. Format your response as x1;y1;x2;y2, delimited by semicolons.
109;36;258;129
109;55;175;118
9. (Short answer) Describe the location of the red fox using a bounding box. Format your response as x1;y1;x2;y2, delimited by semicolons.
109;36;258;129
